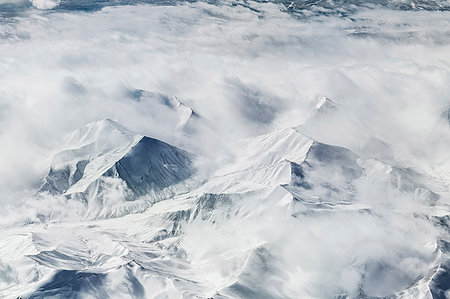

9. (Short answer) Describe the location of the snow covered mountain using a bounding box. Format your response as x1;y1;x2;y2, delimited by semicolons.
0;0;449;298
1;98;448;298
39;119;199;218
126;90;202;135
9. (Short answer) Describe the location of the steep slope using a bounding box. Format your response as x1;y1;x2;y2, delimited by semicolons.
284;139;441;208
296;97;376;157
40;119;142;195
203;127;314;194
1;104;448;299
39;119;197;210
442;105;450;125
127;90;201;134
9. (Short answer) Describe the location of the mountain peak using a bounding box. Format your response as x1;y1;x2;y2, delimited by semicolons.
442;105;450;124
61;119;141;154
127;90;202;133
40;120;196;207
315;97;338;112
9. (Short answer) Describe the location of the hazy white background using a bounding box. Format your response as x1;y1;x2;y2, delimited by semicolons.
1;2;448;201
0;1;449;297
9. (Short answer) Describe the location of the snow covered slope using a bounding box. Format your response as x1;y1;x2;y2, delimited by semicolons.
0;1;449;298
0;110;448;298
15;107;443;298
125;90;203;136
39;119;198;218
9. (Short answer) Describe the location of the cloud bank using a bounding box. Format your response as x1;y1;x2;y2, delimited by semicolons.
0;0;449;298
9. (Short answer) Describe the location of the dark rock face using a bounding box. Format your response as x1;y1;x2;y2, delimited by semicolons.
28;270;108;299
430;264;450;299
306;142;363;179
28;269;145;299
106;137;195;196
285;141;363;204
40;135;196;202
40;160;89;194
286;141;439;206
442;106;450;125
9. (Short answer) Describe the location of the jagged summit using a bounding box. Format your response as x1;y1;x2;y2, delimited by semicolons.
296;96;396;163
63;118;137;145
130;90;198;115
314;96;338;113
52;119;142;170
442;105;450;124
127;90;201;133
7;119;448;299
295;96;350;138
40;119;196;204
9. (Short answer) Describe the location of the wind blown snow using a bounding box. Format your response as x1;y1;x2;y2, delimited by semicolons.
0;0;449;298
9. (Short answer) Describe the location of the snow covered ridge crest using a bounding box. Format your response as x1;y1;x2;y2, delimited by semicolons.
38;119;199;217
1;96;449;298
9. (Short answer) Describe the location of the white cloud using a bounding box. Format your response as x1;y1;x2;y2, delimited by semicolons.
30;0;60;9
0;1;449;297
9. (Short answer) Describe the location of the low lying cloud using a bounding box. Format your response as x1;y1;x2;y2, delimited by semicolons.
0;0;448;205
0;1;449;297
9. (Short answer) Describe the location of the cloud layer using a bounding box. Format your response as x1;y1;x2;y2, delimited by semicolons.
0;1;449;297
